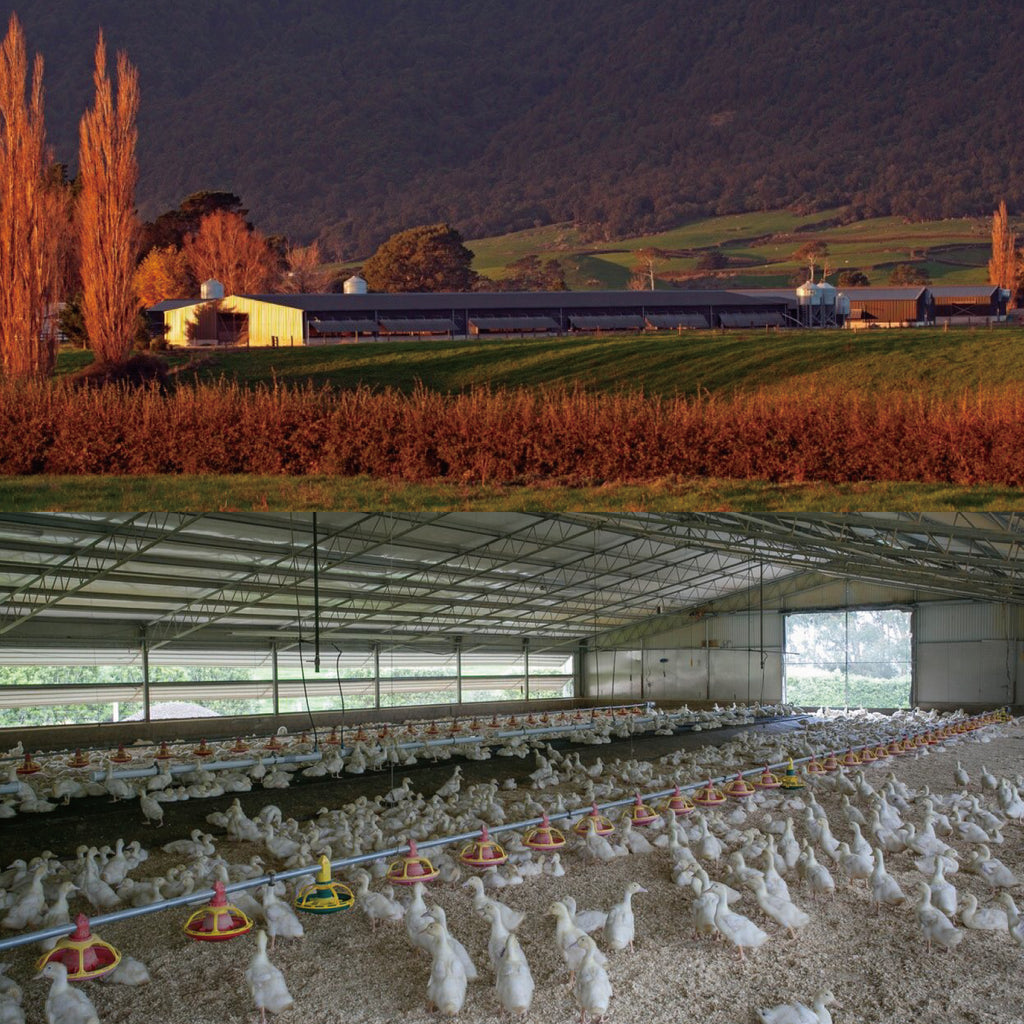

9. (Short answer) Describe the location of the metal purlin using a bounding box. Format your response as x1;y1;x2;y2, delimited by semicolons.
0;709;1004;953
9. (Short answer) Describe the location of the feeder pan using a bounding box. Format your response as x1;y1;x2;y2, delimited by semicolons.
352;727;369;742
922;732;939;746
230;738;250;754
573;803;615;837
755;765;782;789
886;739;904;756
859;746;877;764
693;781;726;807
193;739;214;758
469;718;481;730
387;839;440;885
628;794;659;825
67;749;90;769
780;759;805;790
323;727;341;746
153;741;174;760
524;813;566;852
378;726;391;740
821;753;840;771
448;722;463;736
15;752;41;776
425;723;440;736
506;716;519;728
294;856;355;914
263;736;285;751
805;757;826;775
573;711;584;722
37;914;120;981
459;825;509;868
490;715;500;727
900;736;917;753
183;881;253;941
540;713;550;724
724;773;756;799
404;725;418;737
840;749;861;767
873;744;889;759
657;786;696;817
109;745;132;764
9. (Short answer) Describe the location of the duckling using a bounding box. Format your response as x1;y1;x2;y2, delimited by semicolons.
996;893;1024;947
494;933;534;1017
462;876;524;931
245;929;293;1024
0;964;22;1005
953;761;969;787
423;921;467;1017
546;902;607;985
868;849;906;912
961;894;1010;932
37;962;99;1024
405;882;435;954
757;989;841;1024
914;882;964;953
749;877;810;939
572;937;613;1024
480;903;513;968
691;879;720;940
424;906;477;982
966;845;1019;888
558;896;606;935
38;883;77;951
926;861;957;919
837;842;872;884
261;885;304;949
712;882;769;960
604;882;647;952
1;864;46;930
99;955;150;986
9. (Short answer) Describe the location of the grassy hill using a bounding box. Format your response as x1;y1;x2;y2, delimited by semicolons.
468;210;993;290
60;326;1024;400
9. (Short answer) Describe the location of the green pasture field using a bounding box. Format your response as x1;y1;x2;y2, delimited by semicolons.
60;326;1024;400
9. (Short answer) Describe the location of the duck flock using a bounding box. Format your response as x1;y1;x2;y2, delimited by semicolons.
0;704;1020;1024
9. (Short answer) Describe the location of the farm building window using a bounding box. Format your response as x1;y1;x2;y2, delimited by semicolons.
783;609;911;708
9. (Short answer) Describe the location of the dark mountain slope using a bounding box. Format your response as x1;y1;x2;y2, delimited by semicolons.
18;1;1024;254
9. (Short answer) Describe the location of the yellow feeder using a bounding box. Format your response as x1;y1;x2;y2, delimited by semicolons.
573;803;615;837
693;780;726;807
724;773;757;799
459;825;509;869
524;813;567;852
37;914;120;981
779;759;805;790
294;856;355;914
183;881;253;941
386;839;440;885
658;786;696;817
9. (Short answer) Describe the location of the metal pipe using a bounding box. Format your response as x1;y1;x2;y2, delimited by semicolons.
0;711;993;953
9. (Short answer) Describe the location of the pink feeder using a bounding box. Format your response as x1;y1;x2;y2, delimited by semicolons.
693;780;726;807
524;813;566;851
573;802;615;837
387;839;440;885
724;773;756;799
37;914;120;980
153;741;174;760
658;786;696;817
182;881;252;942
459;825;508;868
628;794;658;826
755;765;781;789
193;738;214;757
67;749;91;769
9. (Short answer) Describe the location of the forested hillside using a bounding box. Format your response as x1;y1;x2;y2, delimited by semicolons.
19;1;1024;256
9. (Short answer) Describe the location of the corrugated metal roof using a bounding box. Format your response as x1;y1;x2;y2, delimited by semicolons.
929;286;998;298
843;288;928;301
149;299;205;312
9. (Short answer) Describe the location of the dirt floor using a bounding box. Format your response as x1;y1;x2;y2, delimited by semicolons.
2;716;1022;1024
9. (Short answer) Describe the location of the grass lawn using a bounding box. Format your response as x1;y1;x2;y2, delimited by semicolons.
1;475;1019;514
58;326;1024;400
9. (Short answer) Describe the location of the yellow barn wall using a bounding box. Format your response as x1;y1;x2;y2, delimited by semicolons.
161;298;305;347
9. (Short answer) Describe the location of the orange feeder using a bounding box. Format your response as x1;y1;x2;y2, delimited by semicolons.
507;716;519;728
859;746;877;764
459;825;509;868
693;780;726;807
658;786;696;817
183;881;253;941
264;736;284;751
524;813;567;852
886;738;904;756
840;749;861;767
873;744;889;759
109;744;132;764
821;753;840;771
15;752;41;776
37;914;120;981
755;765;782;789
153;741;174;760
628;794;658;825
573;803;615;837
323;727;341;746
67;749;91;769
387;839;440;885
230;737;250;754
725;773;756;799
193;739;214;758
425;722;440;737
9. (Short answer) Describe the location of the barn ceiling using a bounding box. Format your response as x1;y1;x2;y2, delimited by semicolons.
0;511;1021;662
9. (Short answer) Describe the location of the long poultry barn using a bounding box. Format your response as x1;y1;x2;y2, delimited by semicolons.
0;512;1021;1024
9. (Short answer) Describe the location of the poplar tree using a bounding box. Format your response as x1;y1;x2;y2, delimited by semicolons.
78;32;140;366
988;200;1017;299
0;14;63;377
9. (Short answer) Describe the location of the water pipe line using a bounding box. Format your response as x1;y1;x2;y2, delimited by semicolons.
0;709;998;954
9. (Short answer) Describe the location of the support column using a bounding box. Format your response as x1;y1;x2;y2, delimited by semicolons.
271;642;279;716
455;637;463;705
141;629;150;723
373;643;381;710
523;638;530;702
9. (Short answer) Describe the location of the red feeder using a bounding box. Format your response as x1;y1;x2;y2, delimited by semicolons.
386;839;440;885
693;780;726;807
153;741;174;760
183;881;252;941
840;749;861;767
377;725;391;740
755;765;782;789
524;813;567;852
490;715;500;728
459;825;509;868
657;786;696;817
448;721;463;736
507;716;519;728
724;773;756;799
67;749;91;769
109;744;132;764
821;753;840;771
628;794;659;825
37;914;120;980
886;739;904;756
469;718;481;731
264;735;284;751
15;752;41;776
573;803;615;837
540;713;550;724
351;727;369;743
425;722;440;737
323;727;341;746
193;738;214;758
526;714;537;726
230;737;250;754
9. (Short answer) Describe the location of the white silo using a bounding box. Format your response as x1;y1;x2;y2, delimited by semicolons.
343;275;368;295
200;278;225;299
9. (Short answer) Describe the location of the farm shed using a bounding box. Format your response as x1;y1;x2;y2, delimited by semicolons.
843;287;934;327
0;511;1019;749
930;285;1008;322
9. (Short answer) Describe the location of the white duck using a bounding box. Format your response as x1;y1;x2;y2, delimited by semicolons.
423;921;467;1017
868;849;906;911
966;845;1019;888
261;886;304;949
756;989;841;1024
914;882;964;952
572;937;613;1024
38;962;99;1024
750;877;810;939
960;894;1009;932
604;882;647;952
245;929;293;1024
558;896;606;935
926;861;957;919
2;864;47;930
996;893;1024;947
480;902;513;968
462;876;524;931
424;906;477;981
98;956;150;986
546;902;607;984
404;882;435;953
352;874;404;929
494;932;534;1017
712;882;769;960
